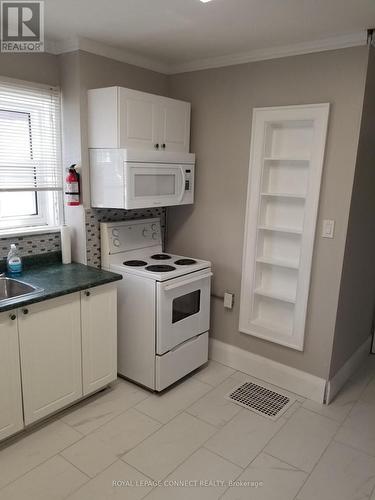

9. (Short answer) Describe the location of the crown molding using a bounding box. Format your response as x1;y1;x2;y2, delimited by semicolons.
170;31;367;74
45;31;367;76
45;38;79;54
46;37;170;74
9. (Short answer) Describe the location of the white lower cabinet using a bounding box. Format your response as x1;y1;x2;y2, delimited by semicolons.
0;310;24;441
81;284;117;396
0;282;118;438
18;294;83;425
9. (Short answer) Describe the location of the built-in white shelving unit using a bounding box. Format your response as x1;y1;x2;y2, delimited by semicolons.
239;104;330;350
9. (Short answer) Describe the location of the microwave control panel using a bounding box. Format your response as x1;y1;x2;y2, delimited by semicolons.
184;169;192;191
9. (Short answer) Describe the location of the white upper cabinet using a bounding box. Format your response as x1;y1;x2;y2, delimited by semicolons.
0;310;23;441
159;97;191;152
239;104;330;351
88;86;191;152
118;88;160;150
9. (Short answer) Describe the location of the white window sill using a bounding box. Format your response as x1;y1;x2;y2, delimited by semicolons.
0;226;61;238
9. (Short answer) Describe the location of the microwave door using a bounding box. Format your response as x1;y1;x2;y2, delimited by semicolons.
124;163;185;209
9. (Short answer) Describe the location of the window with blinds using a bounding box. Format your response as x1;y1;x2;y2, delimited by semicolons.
0;79;62;230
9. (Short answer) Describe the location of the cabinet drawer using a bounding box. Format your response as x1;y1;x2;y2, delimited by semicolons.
156;332;208;391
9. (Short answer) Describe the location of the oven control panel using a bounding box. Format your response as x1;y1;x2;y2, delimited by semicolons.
102;218;162;254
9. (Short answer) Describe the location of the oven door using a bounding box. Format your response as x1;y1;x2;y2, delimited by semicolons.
156;269;212;355
124;163;186;209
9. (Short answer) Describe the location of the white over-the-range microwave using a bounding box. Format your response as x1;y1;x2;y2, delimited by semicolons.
89;149;195;209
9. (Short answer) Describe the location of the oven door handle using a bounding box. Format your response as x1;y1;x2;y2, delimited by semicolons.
177;166;186;203
163;272;213;292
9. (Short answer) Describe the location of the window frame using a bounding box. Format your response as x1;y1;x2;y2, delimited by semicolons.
0;77;63;234
0;191;57;230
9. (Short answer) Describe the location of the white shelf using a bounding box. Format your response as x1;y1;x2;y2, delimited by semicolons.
261;192;306;200
258;225;302;235
256;256;299;270
251;318;292;337
254;288;296;304
263;157;310;162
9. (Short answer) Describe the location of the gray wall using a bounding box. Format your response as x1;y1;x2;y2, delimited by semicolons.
329;47;375;377
59;51;88;263
0;52;59;86
167;46;368;379
0;45;371;380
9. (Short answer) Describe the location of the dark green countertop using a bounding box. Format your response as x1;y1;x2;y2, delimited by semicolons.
0;255;122;313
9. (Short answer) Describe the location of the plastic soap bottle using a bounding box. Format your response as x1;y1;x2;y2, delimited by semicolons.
7;244;23;275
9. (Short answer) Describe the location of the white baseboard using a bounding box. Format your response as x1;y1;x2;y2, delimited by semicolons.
326;335;372;404
209;338;326;403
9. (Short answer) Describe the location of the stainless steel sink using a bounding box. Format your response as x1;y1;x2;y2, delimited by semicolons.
0;277;43;303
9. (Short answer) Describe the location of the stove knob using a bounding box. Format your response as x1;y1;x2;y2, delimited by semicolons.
152;232;158;240
142;229;150;237
113;239;120;247
112;229;119;237
151;224;157;231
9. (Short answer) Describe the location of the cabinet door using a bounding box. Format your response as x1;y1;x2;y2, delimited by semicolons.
118;88;160;150
19;294;82;425
159;97;191;152
0;311;23;441
88;87;119;148
81;284;117;396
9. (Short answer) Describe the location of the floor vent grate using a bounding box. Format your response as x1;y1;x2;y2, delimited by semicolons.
226;381;295;420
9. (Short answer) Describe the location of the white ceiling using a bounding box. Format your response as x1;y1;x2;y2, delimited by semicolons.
44;0;375;73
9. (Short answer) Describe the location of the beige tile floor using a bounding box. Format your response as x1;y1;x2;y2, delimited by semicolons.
1;357;375;500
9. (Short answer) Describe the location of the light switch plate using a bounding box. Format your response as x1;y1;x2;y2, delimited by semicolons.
224;292;234;309
322;219;335;238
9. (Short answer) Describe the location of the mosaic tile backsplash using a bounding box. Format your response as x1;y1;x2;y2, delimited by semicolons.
0;232;61;261
85;208;167;268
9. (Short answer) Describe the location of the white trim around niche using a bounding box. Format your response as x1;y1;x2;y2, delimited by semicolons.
209;338;326;403
239;103;330;351
45;31;367;75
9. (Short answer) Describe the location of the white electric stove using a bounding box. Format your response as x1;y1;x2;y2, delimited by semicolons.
101;218;212;391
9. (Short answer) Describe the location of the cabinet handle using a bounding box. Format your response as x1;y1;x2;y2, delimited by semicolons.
22;308;29;315
9;313;16;321
154;143;159;149
161;144;166;149
85;290;91;297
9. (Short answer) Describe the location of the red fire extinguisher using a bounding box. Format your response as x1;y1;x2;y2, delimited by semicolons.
65;165;80;206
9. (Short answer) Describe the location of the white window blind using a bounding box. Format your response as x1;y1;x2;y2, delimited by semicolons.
0;79;62;192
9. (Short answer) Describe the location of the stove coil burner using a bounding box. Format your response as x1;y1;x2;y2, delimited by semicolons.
175;259;197;265
146;265;176;272
151;254;172;260
123;260;147;267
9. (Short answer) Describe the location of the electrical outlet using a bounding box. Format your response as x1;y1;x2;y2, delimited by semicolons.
224;292;234;309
